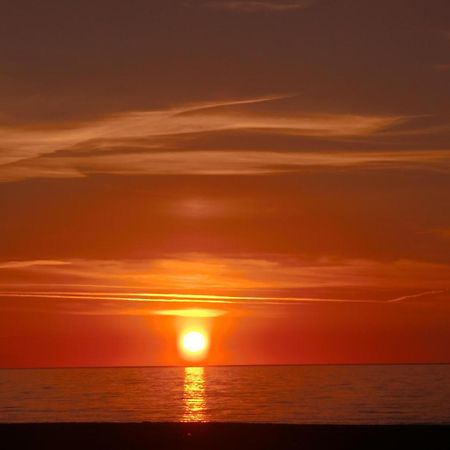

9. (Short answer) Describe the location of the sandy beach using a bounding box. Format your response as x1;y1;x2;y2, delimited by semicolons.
1;423;449;450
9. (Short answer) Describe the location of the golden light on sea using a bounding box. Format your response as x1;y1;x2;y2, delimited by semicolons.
182;366;207;422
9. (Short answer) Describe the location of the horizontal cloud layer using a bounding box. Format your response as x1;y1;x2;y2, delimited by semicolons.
205;1;311;12
1;95;445;182
1;256;448;299
3;149;449;181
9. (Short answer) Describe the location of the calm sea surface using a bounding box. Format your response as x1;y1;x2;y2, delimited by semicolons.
0;365;449;424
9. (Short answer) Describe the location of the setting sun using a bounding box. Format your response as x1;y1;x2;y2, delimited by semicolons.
179;330;209;361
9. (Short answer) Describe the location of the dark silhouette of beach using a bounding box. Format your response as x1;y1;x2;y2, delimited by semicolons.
1;423;449;450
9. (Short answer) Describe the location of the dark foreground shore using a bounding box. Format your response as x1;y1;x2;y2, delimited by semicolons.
1;423;449;450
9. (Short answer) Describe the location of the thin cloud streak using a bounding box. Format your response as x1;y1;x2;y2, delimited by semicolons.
387;290;446;303
0;260;70;269
2;149;447;182
0;289;445;310
206;1;311;12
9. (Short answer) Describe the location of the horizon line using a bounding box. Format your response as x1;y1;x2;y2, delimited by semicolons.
1;361;449;371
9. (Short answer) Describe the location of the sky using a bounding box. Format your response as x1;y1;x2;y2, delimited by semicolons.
0;0;449;367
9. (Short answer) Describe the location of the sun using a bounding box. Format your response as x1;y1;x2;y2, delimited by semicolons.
179;330;209;361
182;331;207;353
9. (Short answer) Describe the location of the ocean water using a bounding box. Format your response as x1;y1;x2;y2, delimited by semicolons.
0;365;449;424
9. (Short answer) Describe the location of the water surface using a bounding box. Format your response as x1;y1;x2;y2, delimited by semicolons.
1;365;449;424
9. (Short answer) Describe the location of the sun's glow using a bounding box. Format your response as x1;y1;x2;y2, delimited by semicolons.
182;331;207;353
179;329;209;361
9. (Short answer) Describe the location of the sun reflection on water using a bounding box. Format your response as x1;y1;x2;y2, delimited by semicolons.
182;367;207;422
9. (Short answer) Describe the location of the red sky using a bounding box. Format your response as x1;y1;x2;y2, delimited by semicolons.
0;0;449;367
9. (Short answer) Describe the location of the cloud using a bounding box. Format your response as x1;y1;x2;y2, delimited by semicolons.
0;260;70;270
387;290;446;303
1;256;448;301
0;95;420;181
0;289;447;315
153;308;227;318
2;149;448;182
1;255;448;319
0;96;400;164
0;96;281;166
205;1;311;12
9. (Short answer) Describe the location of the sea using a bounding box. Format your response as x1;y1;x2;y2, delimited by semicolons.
0;365;449;424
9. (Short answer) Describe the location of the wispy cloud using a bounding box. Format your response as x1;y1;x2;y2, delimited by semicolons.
0;96;400;164
1;256;448;297
2;149;448;182
0;95;419;181
205;1;311;12
1;255;448;319
0;260;70;270
387;290;446;303
0;290;446;314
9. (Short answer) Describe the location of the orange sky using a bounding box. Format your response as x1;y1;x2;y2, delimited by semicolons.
0;0;449;367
